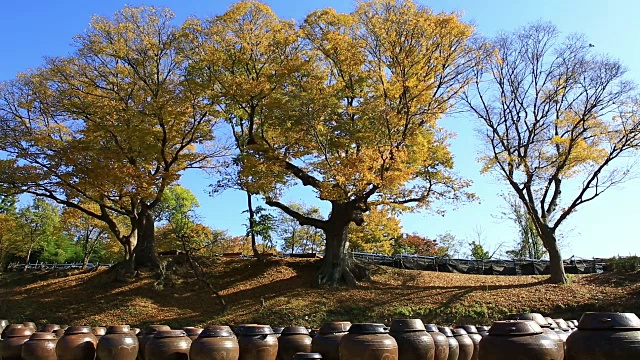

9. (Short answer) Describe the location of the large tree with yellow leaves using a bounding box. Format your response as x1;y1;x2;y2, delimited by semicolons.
192;0;478;287
0;7;220;271
463;22;640;284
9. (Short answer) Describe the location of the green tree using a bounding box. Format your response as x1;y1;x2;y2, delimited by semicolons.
193;0;478;287
463;22;640;283
502;194;547;260
13;198;62;268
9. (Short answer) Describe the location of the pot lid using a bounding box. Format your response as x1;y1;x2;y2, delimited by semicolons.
424;324;440;333
438;326;453;337
199;328;233;338
552;319;570;331
488;321;543;336
452;328;469;336
390;319;426;332
578;312;640;330
505;313;549;328
272;327;285;334
281;326;310;335
65;326;92;335
293;353;323;359
106;325;131;334
233;324;258;334
39;324;60;332
237;325;274;336
544;317;558;329
143;325;171;335
23;322;36;328
456;325;478;334
154;330;187;338
92;327;107;336
348;323;389;334
566;322;576;329
131;328;141;335
183;327;203;336
318;322;351;334
0;320;9;327
204;325;233;332
29;332;57;340
569;320;579;327
6;326;34;338
476;326;490;332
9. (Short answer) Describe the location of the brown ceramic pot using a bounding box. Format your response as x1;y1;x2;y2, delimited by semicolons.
0;319;8;333
137;324;171;360
339;323;398;360
424;324;449;360
1;323;24;339
293;353;322;359
451;329;473;360
479;320;564;360
55;328;66;338
39;324;61;333
22;332;58;360
277;326;312;360
272;327;284;338
183;327;203;341
145;330;191;360
389;319;435;360
237;325;278;360
475;326;489;338
96;325;139;360
0;326;34;360
23;322;37;332
455;326;480;360
566;312;640;359
311;322;350;360
56;325;98;360
437;327;459;360
131;328;141;336
190;327;239;360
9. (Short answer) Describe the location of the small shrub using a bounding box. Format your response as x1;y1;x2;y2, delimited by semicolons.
606;256;640;273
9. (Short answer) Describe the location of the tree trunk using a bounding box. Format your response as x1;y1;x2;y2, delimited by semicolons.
313;202;369;288
246;191;261;259
540;229;567;284
133;206;161;270
82;254;90;270
24;246;33;271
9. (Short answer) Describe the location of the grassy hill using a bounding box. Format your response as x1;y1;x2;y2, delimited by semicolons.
0;257;638;328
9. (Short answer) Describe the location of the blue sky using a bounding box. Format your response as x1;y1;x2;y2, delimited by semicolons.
1;0;638;259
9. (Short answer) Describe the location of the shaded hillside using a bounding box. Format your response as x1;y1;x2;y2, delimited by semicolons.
0;258;638;328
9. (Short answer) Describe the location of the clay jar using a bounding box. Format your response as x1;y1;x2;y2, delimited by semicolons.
478;320;564;360
39;324;61;333
437;327;459;360
22;332;58;360
138;324;171;360
93;327;107;340
455;326;481;360
145;330;191;360
96;325;139;360
311;322;350;360
0;326;34;360
277;326;312;360
293;353;322;359
190;327;239;360
0;319;8;334
389;319;435;360
1;323;24;339
475;327;489;338
566;312;640;359
272;327;284;338
237;325;278;360
424;324;449;360
56;325;99;360
24;322;38;332
451;329;473;360
339;323;398;360
183;327;203;341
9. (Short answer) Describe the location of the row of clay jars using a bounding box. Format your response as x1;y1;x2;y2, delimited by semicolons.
311;322;351;360
435;326;459;360
0;326;35;360
455;325;481;360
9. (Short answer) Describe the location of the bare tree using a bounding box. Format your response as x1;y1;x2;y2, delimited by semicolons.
463;22;640;283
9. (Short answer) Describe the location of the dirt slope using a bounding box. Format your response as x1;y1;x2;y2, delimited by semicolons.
0;258;638;328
